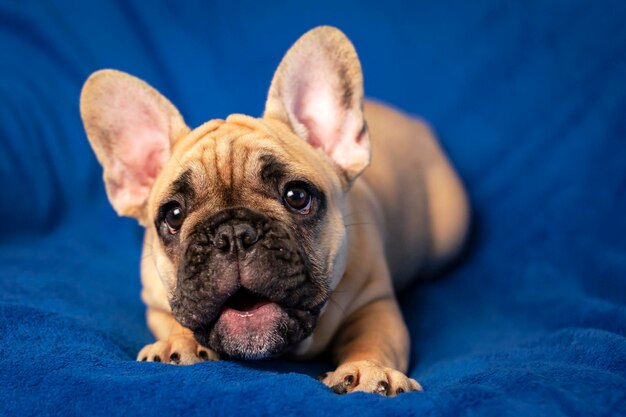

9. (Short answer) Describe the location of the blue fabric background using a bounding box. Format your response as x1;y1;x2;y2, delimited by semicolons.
1;1;625;415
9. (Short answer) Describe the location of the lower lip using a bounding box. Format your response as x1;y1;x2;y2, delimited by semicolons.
218;301;284;333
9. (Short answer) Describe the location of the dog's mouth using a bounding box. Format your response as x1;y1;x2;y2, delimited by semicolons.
186;285;323;360
217;287;284;330
203;287;292;359
222;288;272;317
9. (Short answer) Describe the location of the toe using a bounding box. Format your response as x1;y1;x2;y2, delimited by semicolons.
386;368;415;396
150;341;170;362
169;336;201;364
351;364;387;394
330;374;356;394
196;346;219;361
137;345;151;362
324;365;359;394
409;378;423;392
323;361;423;397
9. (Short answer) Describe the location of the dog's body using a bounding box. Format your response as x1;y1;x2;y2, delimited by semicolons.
81;27;468;396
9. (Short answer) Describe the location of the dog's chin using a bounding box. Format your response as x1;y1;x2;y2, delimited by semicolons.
193;290;319;360
205;303;290;360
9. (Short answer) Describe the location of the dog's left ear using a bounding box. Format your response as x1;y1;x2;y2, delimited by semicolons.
264;26;370;185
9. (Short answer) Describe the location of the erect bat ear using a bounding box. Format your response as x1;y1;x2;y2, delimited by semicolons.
264;26;370;185
80;69;190;222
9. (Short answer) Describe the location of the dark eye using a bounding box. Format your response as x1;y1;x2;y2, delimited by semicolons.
163;203;185;233
283;183;312;214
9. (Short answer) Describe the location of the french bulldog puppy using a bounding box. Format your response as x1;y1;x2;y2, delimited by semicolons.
80;26;468;396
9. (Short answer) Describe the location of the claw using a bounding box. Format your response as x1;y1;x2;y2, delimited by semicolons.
375;380;389;395
331;384;348;394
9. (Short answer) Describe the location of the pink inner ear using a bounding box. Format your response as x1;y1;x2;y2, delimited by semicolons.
277;49;369;178
288;58;347;154
297;91;345;152
103;86;171;214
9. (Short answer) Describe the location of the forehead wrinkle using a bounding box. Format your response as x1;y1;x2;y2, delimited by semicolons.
236;144;252;192
171;118;224;156
254;129;329;180
175;121;336;211
215;134;233;192
231;130;281;175
210;133;259;206
198;137;218;186
237;136;330;193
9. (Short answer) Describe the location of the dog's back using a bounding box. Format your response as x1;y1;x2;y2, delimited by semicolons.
361;100;469;289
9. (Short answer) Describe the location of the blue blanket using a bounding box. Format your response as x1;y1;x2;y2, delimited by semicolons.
1;1;625;415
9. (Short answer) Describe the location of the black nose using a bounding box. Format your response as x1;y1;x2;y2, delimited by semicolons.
213;222;260;252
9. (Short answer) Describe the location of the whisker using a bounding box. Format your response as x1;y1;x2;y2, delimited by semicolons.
344;222;375;228
327;297;346;316
329;289;352;294
141;249;154;260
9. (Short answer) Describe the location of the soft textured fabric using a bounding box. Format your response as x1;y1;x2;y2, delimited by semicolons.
1;1;625;416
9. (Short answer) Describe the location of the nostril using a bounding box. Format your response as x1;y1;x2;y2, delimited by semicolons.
241;232;258;248
235;224;259;249
213;231;231;252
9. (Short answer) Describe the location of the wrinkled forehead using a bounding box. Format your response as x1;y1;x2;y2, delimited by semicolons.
149;115;337;212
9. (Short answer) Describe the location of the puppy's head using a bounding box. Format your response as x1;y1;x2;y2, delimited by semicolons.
80;26;370;359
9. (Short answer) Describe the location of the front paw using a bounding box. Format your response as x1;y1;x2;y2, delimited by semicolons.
137;335;219;365
320;360;422;396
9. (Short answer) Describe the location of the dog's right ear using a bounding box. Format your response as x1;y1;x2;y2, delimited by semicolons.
80;70;190;222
